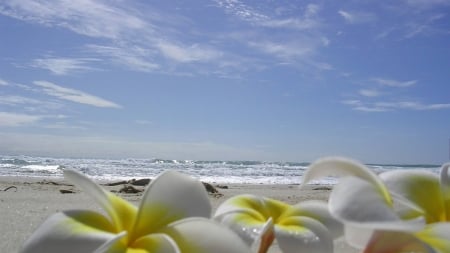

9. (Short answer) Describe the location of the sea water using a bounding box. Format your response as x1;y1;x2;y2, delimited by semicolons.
0;155;442;185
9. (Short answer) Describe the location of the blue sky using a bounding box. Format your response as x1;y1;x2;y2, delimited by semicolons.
0;0;449;164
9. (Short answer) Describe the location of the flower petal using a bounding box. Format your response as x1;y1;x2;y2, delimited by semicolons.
441;163;450;190
130;233;180;253
302;157;392;204
363;230;435;253
329;177;424;230
380;170;445;223
415;222;450;253
281;200;343;239
132;170;211;238
215;194;268;221
161;217;251;253
93;231;127;253
275;216;333;253
21;210;117;253
214;194;286;246
64;169;137;232
440;163;450;219
251;218;275;253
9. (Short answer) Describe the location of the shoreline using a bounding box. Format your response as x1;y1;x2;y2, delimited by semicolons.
0;176;355;253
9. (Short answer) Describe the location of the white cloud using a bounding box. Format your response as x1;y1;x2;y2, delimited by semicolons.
0;95;44;106
0;0;146;39
342;100;361;106
343;99;450;112
157;42;223;63
248;40;313;60
0;79;8;85
338;10;376;24
261;17;319;30
359;89;380;97
86;44;159;72
0;0;331;75
31;57;98;75
33;81;122;108
215;0;268;24
354;106;389;112
0;95;62;112
373;78;417;87
405;0;450;8
0;112;42;126
379;101;450;110
216;0;321;30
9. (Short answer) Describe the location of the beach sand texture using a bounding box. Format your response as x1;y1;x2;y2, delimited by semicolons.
0;177;357;253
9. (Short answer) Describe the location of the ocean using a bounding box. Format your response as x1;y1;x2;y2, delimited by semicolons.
0;155;442;185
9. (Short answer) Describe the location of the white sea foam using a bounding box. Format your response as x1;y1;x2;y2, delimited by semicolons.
0;155;441;185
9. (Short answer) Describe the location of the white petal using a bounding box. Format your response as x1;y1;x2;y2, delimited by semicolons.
214;195;282;247
64;169;137;231
20;210;117;253
215;194;266;219
215;209;267;247
380;170;445;223
64;170;112;215
416;222;450;253
440;163;450;198
93;231;127;253
329;177;424;231
276;217;333;253
133;170;211;235
302;157;392;204
284;200;343;239
251;218;274;253
364;230;435;253
343;225;374;249
131;233;181;253
162;217;251;253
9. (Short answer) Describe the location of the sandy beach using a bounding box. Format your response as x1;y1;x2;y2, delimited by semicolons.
0;176;357;253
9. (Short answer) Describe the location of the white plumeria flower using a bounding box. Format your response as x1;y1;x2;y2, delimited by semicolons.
303;157;450;253
214;194;343;253
21;169;251;253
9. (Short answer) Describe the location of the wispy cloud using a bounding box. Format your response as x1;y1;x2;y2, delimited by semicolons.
0;95;63;113
342;99;450;112
215;0;268;25
31;57;98;75
0;79;8;85
86;44;159;72
359;89;380;97
403;13;447;38
214;1;330;69
0;112;43;127
0;0;333;75
215;0;321;30
338;10;376;24
372;78;417;87
405;0;450;8
0;0;146;39
156;42;223;63
376;2;449;40
33;81;122;108
248;40;313;60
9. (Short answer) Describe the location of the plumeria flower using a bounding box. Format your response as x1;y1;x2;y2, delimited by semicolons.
21;169;251;253
303;157;450;253
214;194;343;253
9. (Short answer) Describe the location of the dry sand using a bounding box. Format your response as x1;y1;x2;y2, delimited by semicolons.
0;176;357;253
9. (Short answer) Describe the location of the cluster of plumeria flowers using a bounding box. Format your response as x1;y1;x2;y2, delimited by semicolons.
20;156;450;253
